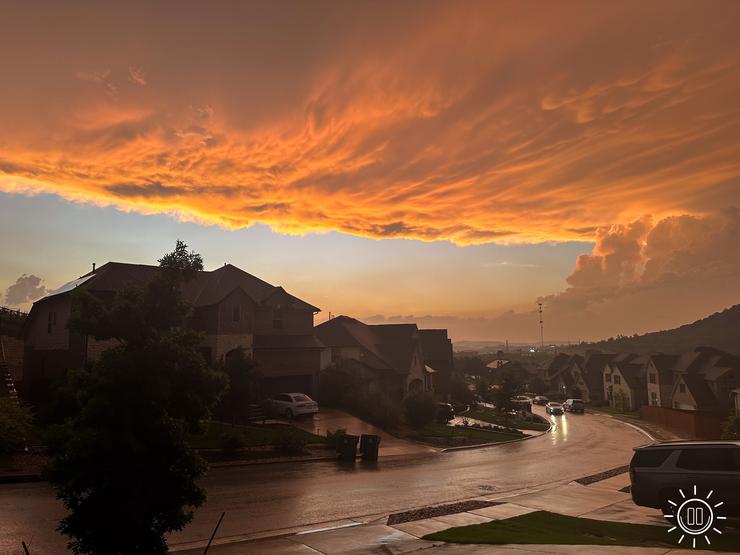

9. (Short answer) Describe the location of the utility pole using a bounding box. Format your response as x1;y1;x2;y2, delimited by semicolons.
538;302;544;349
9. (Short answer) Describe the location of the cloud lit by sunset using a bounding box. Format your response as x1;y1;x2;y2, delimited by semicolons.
1;0;739;340
2;1;738;246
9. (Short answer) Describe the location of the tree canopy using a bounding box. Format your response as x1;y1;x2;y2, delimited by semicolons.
47;241;225;554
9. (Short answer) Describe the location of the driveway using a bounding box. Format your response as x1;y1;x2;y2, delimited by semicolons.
292;407;438;457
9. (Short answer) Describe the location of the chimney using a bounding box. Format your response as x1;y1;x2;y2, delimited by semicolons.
92;262;96;273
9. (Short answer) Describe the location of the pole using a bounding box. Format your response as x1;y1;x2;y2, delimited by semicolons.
203;511;225;555
538;303;544;349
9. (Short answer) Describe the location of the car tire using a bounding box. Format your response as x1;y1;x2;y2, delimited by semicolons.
285;408;293;420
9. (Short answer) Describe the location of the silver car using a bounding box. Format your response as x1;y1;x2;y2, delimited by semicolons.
266;392;319;419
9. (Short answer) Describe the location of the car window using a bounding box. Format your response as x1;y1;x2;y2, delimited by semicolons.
632;449;672;468
292;394;309;402
278;394;291;402
676;448;739;471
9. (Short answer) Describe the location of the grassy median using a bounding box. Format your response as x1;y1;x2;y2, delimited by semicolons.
423;510;740;551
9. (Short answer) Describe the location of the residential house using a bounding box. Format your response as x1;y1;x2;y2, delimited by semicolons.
419;329;454;397
314;315;434;400
645;354;680;407
604;358;648;412
20;262;329;399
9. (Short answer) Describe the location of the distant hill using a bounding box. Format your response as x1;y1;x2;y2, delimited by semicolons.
582;304;740;355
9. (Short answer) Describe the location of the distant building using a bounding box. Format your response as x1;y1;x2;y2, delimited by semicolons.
315;315;436;399
20;262;329;399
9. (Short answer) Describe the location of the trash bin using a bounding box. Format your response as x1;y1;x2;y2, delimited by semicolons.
359;434;380;461
337;434;359;462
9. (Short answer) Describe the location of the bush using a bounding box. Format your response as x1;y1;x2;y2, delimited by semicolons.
0;398;33;454
217;430;246;454
325;428;346;450
272;428;307;455
449;375;474;405
403;393;437;429
722;415;740;439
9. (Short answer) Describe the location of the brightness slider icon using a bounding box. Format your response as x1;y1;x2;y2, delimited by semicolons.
664;485;727;548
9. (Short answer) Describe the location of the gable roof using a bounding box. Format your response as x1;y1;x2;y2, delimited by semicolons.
419;329;452;361
34;262;319;312
315;316;422;375
678;373;718;410
614;361;646;390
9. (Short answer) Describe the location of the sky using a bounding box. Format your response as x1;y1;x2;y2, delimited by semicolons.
1;1;739;342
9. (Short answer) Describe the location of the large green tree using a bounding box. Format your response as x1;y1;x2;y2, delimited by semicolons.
47;241;226;554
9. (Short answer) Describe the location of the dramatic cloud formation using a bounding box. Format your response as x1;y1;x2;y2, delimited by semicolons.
4;274;47;309
0;1;739;244
366;209;740;341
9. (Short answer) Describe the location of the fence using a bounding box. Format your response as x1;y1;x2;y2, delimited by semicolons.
640;405;726;439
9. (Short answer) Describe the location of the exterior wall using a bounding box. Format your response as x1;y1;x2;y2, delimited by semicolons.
646;360;661;407
202;333;253;361
671;376;698;410
23;296;71;351
605;366;635;411
253;347;325;396
1;335;25;381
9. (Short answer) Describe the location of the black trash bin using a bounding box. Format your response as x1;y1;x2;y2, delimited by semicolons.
337;434;359;462
359;434;380;461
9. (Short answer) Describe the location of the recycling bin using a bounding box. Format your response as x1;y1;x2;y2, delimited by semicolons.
359;434;380;461
337;433;359;462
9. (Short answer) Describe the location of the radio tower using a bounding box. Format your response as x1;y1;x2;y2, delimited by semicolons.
538;302;544;349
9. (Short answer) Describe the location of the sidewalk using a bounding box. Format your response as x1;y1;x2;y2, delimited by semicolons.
172;469;713;554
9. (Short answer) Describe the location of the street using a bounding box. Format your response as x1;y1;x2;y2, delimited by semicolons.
0;408;651;554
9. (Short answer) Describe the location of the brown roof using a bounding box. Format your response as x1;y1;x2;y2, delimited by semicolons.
614;361;646;390
419;329;452;360
315;316;421;375
38;262;319;311
680;373;718;409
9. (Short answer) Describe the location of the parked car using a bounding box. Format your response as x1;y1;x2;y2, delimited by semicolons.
265;392;319;419
533;396;549;406
630;441;740;516
436;402;455;423
563;398;585;414
545;402;563;415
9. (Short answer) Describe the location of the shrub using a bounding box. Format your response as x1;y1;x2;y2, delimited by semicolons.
217;430;246;454
325;428;346;450
722;415;740;439
403;393;437;429
449;375;474;405
272;428;307;455
0;398;33;454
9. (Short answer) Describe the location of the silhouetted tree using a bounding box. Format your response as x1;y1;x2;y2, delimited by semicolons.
490;368;524;412
46;241;226;555
215;348;261;423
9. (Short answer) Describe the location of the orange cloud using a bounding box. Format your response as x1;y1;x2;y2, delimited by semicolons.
1;2;739;245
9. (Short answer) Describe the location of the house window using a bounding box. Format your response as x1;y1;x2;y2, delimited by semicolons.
273;312;283;330
232;306;240;322
613;375;621;385
649;373;656;384
605;374;611;383
679;383;686;393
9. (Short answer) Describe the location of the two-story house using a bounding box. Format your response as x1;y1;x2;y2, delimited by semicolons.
604;358;648;412
20;262;329;399
314;315;434;400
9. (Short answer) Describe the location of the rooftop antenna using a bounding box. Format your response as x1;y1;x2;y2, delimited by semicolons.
538;302;544;349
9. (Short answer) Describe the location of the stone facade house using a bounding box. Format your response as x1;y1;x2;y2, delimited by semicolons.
20;262;329;399
604;359;648;412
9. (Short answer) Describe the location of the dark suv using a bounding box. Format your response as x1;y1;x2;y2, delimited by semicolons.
630;441;740;516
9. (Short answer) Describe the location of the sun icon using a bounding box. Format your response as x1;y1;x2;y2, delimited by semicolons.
663;484;727;548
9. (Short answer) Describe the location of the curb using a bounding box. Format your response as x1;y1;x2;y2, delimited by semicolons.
440;420;553;453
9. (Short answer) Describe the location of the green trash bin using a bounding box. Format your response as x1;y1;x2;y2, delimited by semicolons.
337;434;359;462
359;434;380;461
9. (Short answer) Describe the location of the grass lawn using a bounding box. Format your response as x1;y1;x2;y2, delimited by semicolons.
424;510;740;551
188;421;325;449
410;423;523;446
466;406;550;431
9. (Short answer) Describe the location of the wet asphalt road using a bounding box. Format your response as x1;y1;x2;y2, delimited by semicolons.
0;407;650;553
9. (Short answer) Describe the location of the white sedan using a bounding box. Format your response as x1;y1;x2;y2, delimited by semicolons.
266;392;319;419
